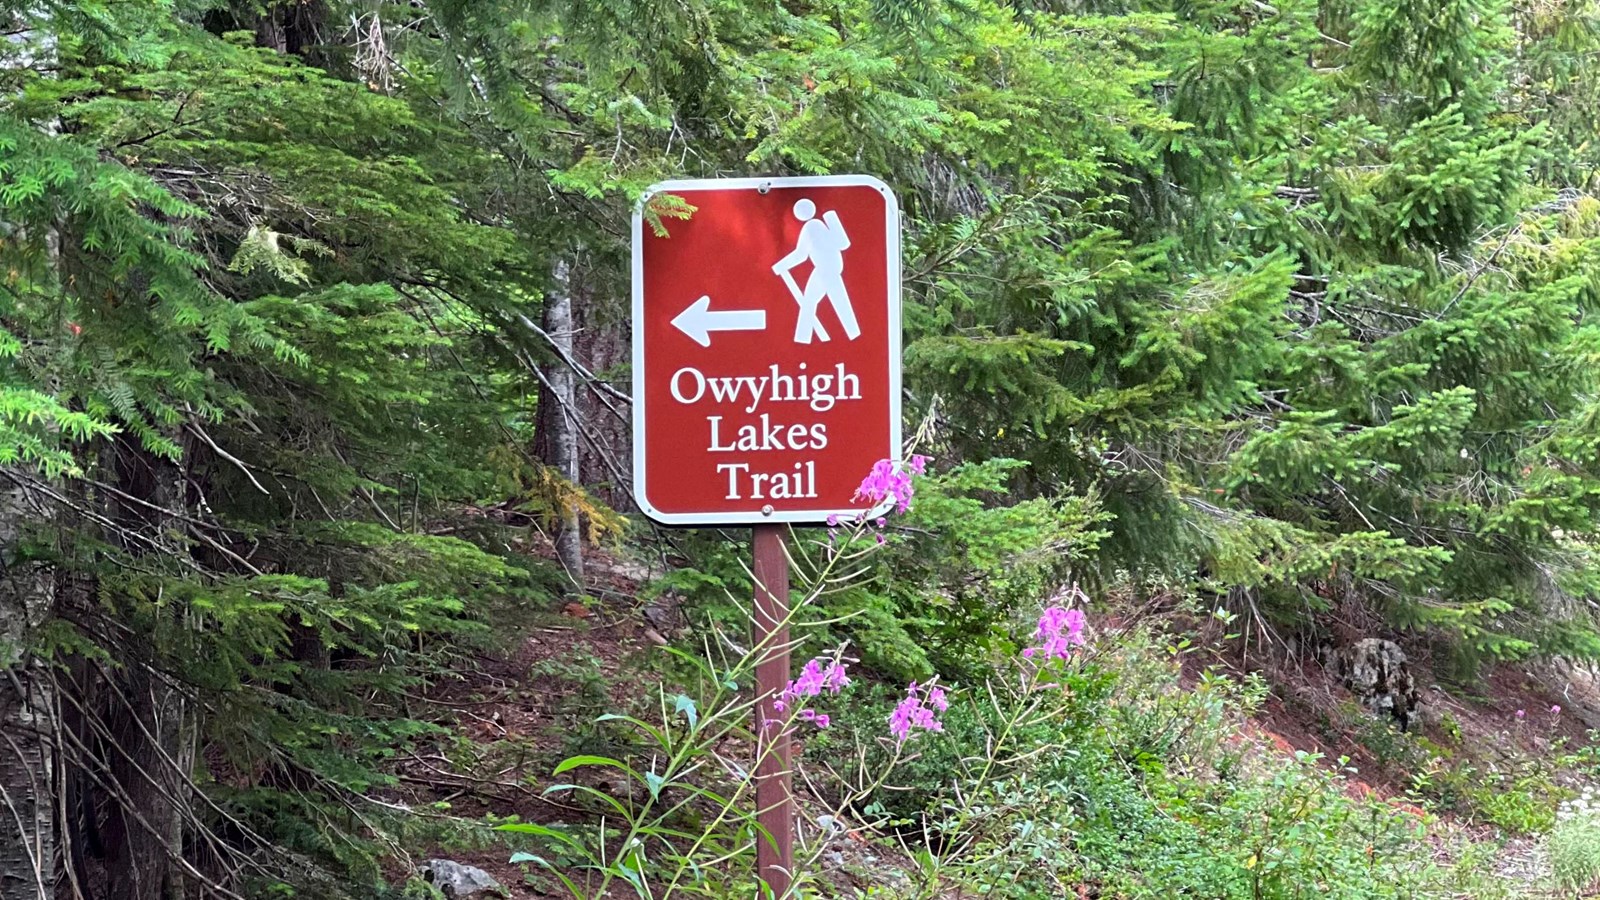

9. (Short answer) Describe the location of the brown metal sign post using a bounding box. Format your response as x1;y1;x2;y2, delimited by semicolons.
751;524;793;897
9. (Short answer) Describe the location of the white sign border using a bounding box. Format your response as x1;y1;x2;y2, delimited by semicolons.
631;175;903;526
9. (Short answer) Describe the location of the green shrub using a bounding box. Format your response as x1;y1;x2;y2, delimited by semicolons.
1351;713;1433;775
1468;772;1562;834
817;623;1484;900
650;460;1111;685
1551;790;1600;896
810;660;1114;824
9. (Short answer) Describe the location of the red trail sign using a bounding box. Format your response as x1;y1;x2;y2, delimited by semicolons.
630;175;901;899
631;175;902;525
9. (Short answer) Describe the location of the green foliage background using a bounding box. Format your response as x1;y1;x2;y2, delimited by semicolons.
5;0;1600;894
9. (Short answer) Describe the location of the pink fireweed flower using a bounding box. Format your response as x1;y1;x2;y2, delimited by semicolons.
1553;705;1562;715
1516;709;1526;720
822;660;851;693
1021;607;1087;661
773;657;850;727
854;456;931;514
889;680;946;746
799;709;831;728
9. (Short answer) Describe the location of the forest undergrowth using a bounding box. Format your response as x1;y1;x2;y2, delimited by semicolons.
385;490;1600;900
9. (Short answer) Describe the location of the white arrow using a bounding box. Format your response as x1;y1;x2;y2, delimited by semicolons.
671;295;767;347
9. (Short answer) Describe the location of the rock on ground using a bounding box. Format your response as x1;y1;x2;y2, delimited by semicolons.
424;859;507;898
1337;637;1421;731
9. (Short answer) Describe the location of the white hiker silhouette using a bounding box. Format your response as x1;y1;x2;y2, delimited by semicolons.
771;198;860;344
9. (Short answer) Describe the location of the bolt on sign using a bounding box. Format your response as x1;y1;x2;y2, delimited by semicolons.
631;175;902;525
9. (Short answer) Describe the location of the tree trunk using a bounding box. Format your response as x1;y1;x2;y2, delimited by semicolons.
103;666;185;900
251;0;331;62
1;28;62;890
546;257;585;585
571;269;631;511
0;472;57;900
100;435;187;900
